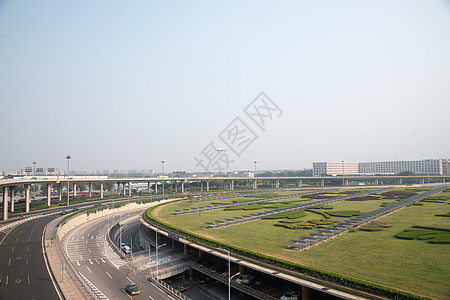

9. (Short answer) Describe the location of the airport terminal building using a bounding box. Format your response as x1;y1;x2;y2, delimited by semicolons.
313;159;450;176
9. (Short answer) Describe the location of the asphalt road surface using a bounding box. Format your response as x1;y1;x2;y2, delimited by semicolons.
0;215;60;300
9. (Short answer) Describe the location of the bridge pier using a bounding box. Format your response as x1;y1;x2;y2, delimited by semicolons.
25;184;31;212
73;183;77;197
128;182;132;197
88;182;92;197
58;183;62;201
206;180;210;191
375;179;379;185
100;182;104;199
47;184;52;206
321;179;325;187
298;179;302;187
302;286;312;300
398;179;403;185
230;180;234;190
3;186;8;221
344;179;349;186
10;188;14;212
276;180;280;188
181;181;185;193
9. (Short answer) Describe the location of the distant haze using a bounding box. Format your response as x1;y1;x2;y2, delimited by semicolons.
1;1;449;173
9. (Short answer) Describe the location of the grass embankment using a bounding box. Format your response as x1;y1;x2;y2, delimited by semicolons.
150;188;450;299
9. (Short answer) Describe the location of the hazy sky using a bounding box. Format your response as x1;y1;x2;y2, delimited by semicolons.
1;1;449;173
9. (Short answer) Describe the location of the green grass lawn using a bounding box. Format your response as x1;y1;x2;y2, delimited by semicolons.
152;187;450;299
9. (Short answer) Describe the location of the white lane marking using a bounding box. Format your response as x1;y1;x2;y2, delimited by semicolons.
72;236;75;240
15;237;18;242
77;261;81;266
88;248;92;253
91;236;93;239
80;255;83;260
27;246;29;252
26;258;29;266
11;246;14;252
6;275;8;285
27;274;30;285
149;296;155;300
89;259;93;265
100;258;106;263
28;237;31;242
95;259;100;264
81;236;84;240
19;230;23;234
97;243;99;247
105;271;113;279
86;266;92;273
8;258;11;266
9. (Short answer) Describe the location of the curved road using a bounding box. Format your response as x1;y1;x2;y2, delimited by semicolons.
0;215;61;300
63;210;173;300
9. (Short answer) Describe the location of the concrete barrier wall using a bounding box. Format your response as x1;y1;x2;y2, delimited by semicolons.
58;198;178;240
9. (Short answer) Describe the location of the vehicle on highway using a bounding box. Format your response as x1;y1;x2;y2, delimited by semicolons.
235;274;254;285
281;291;299;300
60;211;67;215
126;283;140;295
175;283;190;292
122;245;131;254
72;207;79;212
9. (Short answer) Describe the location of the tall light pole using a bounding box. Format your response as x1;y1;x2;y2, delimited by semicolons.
254;161;257;174
155;229;166;281
33;161;36;176
66;154;71;206
161;161;165;195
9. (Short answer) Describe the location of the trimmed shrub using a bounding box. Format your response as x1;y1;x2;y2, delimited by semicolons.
327;210;361;218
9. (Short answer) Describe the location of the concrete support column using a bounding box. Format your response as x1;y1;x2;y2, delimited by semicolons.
128;182;132;197
230;180;234;190
200;181;203;191
302;286;312;300
344;179;349;186
88;182;92;198
47;184;52;206
174;181;178;193
100;182;104;199
147;181;151;193
321;179;325;187
58;183;62;201
73;183;77;197
206;181;210;191
253;180;257;189
181;181;185;193
154;183;158;194
25;184;31;213
10;188;15;212
299;179;302;187
443;178;446;183
276;180;280;188
420;178;425;184
375;179;379;185
398;179;403;185
3;186;8;221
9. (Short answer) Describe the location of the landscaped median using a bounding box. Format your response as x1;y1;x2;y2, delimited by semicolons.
145;187;450;300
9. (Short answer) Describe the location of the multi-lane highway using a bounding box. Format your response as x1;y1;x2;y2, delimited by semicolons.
63;210;173;300
0;215;61;300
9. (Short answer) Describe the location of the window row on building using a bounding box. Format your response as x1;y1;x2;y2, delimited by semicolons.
313;159;450;176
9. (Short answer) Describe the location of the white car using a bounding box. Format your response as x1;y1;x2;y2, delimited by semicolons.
281;291;299;300
235;274;254;285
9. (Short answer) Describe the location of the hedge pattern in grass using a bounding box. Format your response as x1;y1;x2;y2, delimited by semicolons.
326;210;361;218
359;221;392;232
395;226;450;244
435;212;450;217
144;205;426;300
262;210;307;219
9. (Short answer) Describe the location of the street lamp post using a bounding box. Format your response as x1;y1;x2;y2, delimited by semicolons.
161;161;165;195
66;154;71;206
33;161;36;176
155;229;166;281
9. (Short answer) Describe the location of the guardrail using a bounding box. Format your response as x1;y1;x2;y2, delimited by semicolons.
147;275;191;300
191;262;278;300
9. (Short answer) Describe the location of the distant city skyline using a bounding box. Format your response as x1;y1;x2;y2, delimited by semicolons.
1;1;449;172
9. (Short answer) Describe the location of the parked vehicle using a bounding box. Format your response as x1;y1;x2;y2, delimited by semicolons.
281;291;299;300
235;274;254;285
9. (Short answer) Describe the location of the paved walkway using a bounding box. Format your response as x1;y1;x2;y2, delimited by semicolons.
44;216;91;299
